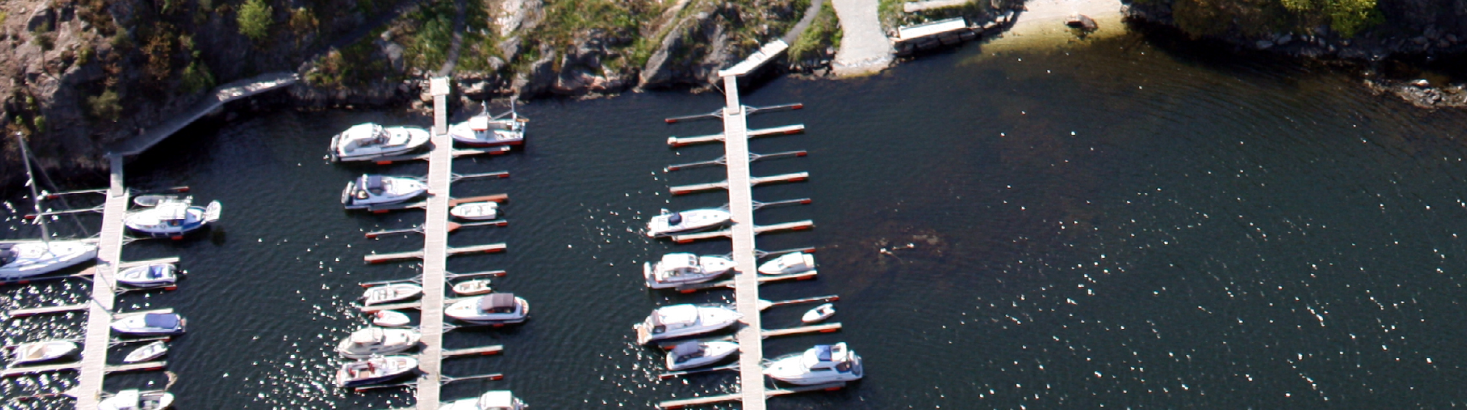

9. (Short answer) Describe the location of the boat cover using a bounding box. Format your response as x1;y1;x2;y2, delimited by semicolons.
148;265;166;278
660;253;698;270
651;305;698;326
365;175;385;194
668;212;683;225
479;293;517;312
143;313;179;329
671;342;701;357
0;244;14;264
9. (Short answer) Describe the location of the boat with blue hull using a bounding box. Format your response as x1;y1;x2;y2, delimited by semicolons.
123;197;221;238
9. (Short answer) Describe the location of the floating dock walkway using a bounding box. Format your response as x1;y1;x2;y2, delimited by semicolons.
70;154;131;408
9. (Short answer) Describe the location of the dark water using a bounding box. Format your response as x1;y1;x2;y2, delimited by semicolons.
8;30;1467;409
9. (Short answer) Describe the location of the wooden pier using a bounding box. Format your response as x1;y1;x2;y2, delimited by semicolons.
669;172;809;195
363;243;505;264
670;220;815;243
441;345;503;358
667;124;806;147
716;74;771;410
415;76;454;410
70;154;130;408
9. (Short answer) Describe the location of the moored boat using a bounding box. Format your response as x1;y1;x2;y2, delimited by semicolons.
329;123;431;162
445;293;529;324
800;303;836;324
9;340;78;365
372;310;411;327
335;327;421;359
762;342;864;385
643;253;736;289
449;202;499;220
448;102;526;147
111;313;186;336
123;197;221;238
115;263;178;288
451;279;493;296
341;175;427;210
361;283;423;305
441;390;528;410
98;389;174;410
666;340;739;371
645;208;731;238
335;355;418;387
123;340;168;363
634;304;742;345
0;240;98;280
757;252;816;275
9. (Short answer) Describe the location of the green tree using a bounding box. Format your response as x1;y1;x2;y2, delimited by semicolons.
237;0;273;42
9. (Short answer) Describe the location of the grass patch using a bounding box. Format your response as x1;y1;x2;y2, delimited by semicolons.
789;0;840;62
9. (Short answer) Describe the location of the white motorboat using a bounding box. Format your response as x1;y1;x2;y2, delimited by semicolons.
111;313;186;336
9;340;78;365
801;303;835;324
762;342;864;385
451;279;493;296
341;175;427;210
758;252;816;275
643;253;735;289
98;389;174;410
645;208;731;238
0;240;97;280
335;355;419;387
115;263;178;288
441;390;528;410
372;310;411;327
336;327;421;359
1;134;99;280
123;340;168;363
329;123;431;162
362;283;423;305
123;197;221;238
634;304;742;345
450;202;499;220
666;340;739;371
445;293;529;324
449;102;526;147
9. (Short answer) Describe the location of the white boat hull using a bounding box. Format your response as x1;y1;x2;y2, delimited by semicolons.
98;390;174;410
635;305;742;345
0;240;98;280
372;310;412;327
667;341;739;371
116;264;178;287
335;356;419;387
801;304;835;323
646;209;731;238
445;297;529;324
362;284;423;305
11;341;78;365
123;341;169;363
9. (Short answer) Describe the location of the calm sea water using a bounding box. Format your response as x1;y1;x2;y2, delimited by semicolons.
6;29;1467;409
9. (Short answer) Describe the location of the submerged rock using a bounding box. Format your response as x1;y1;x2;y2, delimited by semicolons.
1065;14;1097;31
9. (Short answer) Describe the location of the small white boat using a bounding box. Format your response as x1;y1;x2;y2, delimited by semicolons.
758;253;816;275
132;194;182;207
762;342;864;385
335;327;421;359
123;341;168;363
0;240;98;280
115;263;178;288
634;304;742;345
645;208;731;238
801;304;835;324
449;202;499;220
449;102;526;147
341;175;428;210
666;340;739;371
451;279;493;296
9;340;78;365
372;310;411;327
111;313;186;336
98;389;174;410
643;253;736;289
335;355;419;387
441;390;528;410
123;197;221;238
329;123;431;162
445;293;529;324
362;283;423;305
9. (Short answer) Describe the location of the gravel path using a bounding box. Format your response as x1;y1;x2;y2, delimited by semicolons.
830;0;893;76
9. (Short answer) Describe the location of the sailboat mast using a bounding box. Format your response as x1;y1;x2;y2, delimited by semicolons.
15;133;52;245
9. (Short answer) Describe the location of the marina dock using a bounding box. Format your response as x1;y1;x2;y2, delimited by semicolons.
71;154;130;408
720;74;772;410
414;76;455;409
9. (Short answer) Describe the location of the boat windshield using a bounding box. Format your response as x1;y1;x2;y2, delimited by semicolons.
0;245;15;264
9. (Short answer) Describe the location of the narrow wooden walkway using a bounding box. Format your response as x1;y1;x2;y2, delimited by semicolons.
414;76;454;410
721;75;769;410
109;72;298;156
70;154;129;407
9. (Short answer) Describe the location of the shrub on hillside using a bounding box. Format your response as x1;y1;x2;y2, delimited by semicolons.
237;0;273;42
